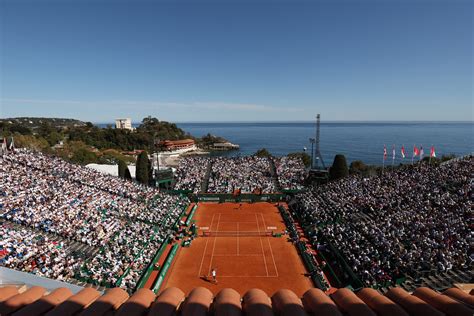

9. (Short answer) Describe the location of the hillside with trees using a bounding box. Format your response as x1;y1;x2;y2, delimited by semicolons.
0;116;220;165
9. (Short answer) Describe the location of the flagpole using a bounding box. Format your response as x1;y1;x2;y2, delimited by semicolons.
392;145;395;170
429;144;432;165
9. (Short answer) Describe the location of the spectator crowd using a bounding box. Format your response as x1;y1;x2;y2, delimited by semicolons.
1;149;189;292
292;156;472;287
174;156;306;193
174;157;210;193
208;156;277;193
273;157;307;190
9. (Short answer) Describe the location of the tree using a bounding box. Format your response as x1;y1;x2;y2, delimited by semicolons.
71;148;98;165
136;150;150;185
288;152;311;167
349;160;368;175
255;148;272;157
329;154;349;180
118;159;128;178
124;167;132;180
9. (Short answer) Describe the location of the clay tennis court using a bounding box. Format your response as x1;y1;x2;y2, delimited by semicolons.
161;202;313;296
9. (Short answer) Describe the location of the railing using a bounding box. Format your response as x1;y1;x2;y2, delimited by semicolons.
134;237;171;290
151;244;179;293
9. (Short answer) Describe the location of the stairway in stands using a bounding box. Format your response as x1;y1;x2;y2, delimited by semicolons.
5;221;100;259
201;159;212;193
268;158;282;191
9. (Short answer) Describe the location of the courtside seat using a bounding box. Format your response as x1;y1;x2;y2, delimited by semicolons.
180;287;213;316
79;287;129;316
412;287;473;316
302;288;342;316
331;288;376;316
147;287;185;316
12;287;72;316
272;289;306;316
212;288;241;316
356;288;408;316
0;286;46;315
242;289;273;316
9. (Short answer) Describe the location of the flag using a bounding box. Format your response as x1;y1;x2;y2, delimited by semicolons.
419;146;424;160
430;146;436;158
401;146;406;159
383;145;387;160
392;145;396;160
413;145;420;157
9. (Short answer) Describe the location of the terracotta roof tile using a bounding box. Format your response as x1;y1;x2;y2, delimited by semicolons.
331;288;376;316
385;287;445;316
0;287;19;303
356;288;408;316
213;288;241;316
79;288;129;316
45;287;100;316
12;287;73;316
181;287;213;316
115;288;155;316
272;289;306;316
147;287;184;316
443;287;474;307
302;288;342;316
412;287;473;316
0;285;473;315
242;288;272;316
0;286;46;315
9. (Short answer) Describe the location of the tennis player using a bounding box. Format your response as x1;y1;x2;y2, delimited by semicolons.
211;268;218;284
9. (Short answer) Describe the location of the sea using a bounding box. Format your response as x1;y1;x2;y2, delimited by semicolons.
99;122;473;166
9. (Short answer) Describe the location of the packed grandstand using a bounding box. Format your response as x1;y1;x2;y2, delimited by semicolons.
1;148;472;300
1;149;189;293
173;155;307;193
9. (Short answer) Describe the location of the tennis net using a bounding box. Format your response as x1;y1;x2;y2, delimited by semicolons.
201;231;273;237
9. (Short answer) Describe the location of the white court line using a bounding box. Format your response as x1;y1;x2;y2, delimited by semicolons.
207;213;221;275
217;275;279;278
197;212;215;277
261;213;279;277
213;254;263;257
255;213;269;277
237;222;239;256
216;221;258;223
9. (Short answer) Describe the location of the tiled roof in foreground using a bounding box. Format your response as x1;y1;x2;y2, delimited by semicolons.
0;286;473;316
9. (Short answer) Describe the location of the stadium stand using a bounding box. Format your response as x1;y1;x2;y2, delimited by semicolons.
290;156;472;291
174;156;306;193
1;149;189;293
173;157;210;193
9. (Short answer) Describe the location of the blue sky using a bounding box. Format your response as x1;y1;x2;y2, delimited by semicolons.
0;0;472;123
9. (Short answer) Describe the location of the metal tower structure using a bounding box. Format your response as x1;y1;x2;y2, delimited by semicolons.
314;114;326;169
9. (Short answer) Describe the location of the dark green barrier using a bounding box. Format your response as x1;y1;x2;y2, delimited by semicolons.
167;189;193;195
135;237;170;290
195;193;285;203
151;244;179;293
185;204;198;226
281;189;305;194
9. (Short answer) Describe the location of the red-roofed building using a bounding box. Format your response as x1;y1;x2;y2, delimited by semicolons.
159;139;196;153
